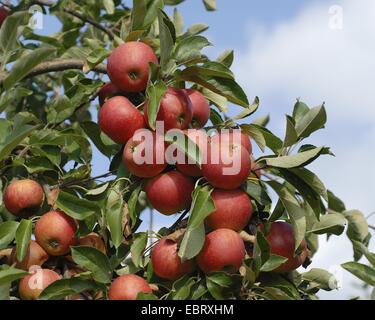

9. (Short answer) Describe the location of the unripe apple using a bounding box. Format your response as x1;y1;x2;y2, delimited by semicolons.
108;274;152;300
77;233;106;254
197;228;245;273
98;82;123;106
10;240;49;271
123;129;167;178
184;89;210;128
205;189;253;231
175;129;208;177
35;210;77;256
201;135;251;190
210;129;252;154
19;269;60;300
144;171;194;215
98;96;145;144
0;7;8;27
107;41;158;92
264;221;307;273
144;87;193;131
151;238;195;280
3;179;44;216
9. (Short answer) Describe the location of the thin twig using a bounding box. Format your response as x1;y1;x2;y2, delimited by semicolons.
168;209;190;233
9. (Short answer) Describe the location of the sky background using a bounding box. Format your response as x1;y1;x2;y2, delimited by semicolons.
27;0;375;299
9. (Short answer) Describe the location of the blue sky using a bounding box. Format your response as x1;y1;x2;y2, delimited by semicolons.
30;0;375;299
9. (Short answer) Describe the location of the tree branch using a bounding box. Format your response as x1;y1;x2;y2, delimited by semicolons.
33;0;116;40
0;59;107;87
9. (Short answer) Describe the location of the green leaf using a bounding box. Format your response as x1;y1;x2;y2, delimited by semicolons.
283;116;298;147
203;0;217;11
180;62;234;80
292;100;309;123
131;0;147;31
146;80;168;130
232;96;260;121
241;124;282;153
217;50;234;68
201;88;228;112
128;185;142;227
341;262;375;286
170;275;196;300
260;254;288;272
301;268;338;291
46;95;74;124
264;147;325;168
39;278;98;300
327;190;346;213
206;272;236;300
343;210;369;243
295;105;327;139
0;221;19;249
165;0;185;4
178;186;215;261
15;219;32;262
174;35;211;64
263;287;294;300
267;181;306;251
71;246;112;284
130;232;148;268
158;10;176;71
245;180;272;206
252;114;270;127
56;191;100;220
0;125;37;162
0;11;29;61
0;267;28;286
186;23;209;36
165;129;202;167
106;185;125;249
103;0;115;14
308;213;346;235
3;47;55;90
253;231;270;274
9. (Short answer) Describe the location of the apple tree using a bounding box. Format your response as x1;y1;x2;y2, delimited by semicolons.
0;0;373;300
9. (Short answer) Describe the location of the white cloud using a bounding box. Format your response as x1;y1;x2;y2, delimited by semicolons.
233;0;375;299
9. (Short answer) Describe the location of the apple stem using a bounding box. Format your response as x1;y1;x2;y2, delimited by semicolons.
239;231;256;243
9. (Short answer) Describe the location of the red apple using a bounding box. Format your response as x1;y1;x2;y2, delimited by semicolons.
210;129;252;154
144;171;194;215
144;87;193;131
77;233;106;254
108;274;152;300
98;82;123;106
98;96;145;144
202;135;251;190
184;89;210;128
151;238;195;280
175;129;208;177
35;210;77;256
107;41;158;92
3;179;44;216
205;189;253;231
0;7;8;27
264;221;307;273
123;129;167;178
197;228;245;273
19;269;60;300
10;240;49;271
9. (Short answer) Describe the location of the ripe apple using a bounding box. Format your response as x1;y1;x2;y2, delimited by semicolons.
98;96;145;144
98;82;123;106
107;41;158;92
123;129;167;178
151;238;195;280
3;179;44;216
264;221;308;273
35;210;77;256
144;87;193;131
205;189;253;231
201;135;251;190
144;171;194;215
210;129;252;154
0;7;8;26
108;274;152;300
10;240;49;271
19;269;60;300
175;129;208;177
77;233;106;254
184;89;210;128
197;228;245;273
